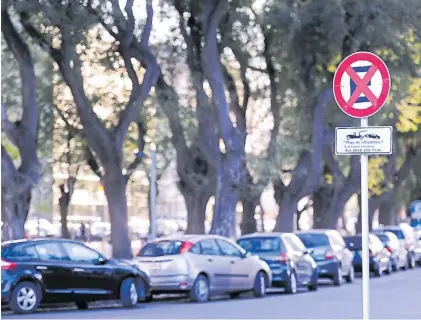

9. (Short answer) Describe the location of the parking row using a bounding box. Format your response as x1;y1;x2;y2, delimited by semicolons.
1;224;420;314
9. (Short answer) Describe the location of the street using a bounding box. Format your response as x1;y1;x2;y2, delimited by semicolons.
3;268;420;319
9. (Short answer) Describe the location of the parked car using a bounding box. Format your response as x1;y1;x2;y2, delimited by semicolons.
372;231;407;271
295;230;354;286
132;234;272;302
415;230;421;266
343;234;392;276
375;225;416;269
237;233;318;294
1;239;150;314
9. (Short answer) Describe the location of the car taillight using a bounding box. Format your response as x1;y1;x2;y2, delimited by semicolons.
180;241;194;253
279;252;290;263
325;251;335;260
1;259;17;271
385;246;392;253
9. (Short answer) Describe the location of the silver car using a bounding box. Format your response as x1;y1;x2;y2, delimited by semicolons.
131;234;272;302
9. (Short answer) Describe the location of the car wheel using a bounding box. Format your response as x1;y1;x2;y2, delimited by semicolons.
229;292;241;299
333;265;343;286
75;301;88;310
9;281;42;314
345;266;355;283
385;260;393;275
120;278;138;308
253;271;266;298
190;274;210;303
408;254;416;269
374;264;382;277
392;260;398;272
285;271;297;294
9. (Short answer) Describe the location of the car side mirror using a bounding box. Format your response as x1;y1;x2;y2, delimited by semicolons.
242;251;251;259
96;256;108;265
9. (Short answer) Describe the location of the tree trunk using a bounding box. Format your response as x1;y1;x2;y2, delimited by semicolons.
1;188;31;241
240;196;258;235
312;187;334;229
210;175;240;237
102;172;132;259
274;189;297;232
378;199;397;226
58;196;71;239
181;186;211;234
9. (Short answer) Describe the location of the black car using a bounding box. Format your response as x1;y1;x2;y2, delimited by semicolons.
343;234;392;276
365;133;380;139
346;132;364;140
237;233;318;294
1;239;151;314
295;230;354;286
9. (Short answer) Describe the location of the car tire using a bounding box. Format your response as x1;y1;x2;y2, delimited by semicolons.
385;260;393;275
229;292;241;299
75;301;88;310
333;265;343;286
9;281;42;314
253;271;266;298
190;274;210;303
120;278;138;308
374;264;382;277
345;266;355;283
285;271;298;294
392;260;398;272
408;253;416;269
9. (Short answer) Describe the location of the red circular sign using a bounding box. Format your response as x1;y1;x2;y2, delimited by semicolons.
333;51;391;118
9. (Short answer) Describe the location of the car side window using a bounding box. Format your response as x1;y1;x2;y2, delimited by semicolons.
35;242;67;261
61;242;101;264
6;245;39;261
217;240;242;257
198;239;221;256
190;243;202;254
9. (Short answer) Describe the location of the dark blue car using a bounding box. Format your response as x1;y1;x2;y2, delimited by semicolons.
344;234;392;276
295;230;354;286
237;233;318;294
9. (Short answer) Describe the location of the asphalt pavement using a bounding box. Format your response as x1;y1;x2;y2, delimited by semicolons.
3;268;421;319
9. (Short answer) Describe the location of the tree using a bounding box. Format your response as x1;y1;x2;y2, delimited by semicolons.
19;0;159;258
1;9;44;240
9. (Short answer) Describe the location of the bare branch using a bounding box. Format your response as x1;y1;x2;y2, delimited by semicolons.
124;120;146;182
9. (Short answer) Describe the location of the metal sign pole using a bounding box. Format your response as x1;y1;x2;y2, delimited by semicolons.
361;117;370;320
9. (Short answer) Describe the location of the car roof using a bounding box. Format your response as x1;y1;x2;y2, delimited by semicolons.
295;229;334;235
238;232;285;239
148;234;232;244
2;238;87;247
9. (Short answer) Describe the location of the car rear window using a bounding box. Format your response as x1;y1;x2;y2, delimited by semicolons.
296;233;330;248
237;237;283;255
2;244;39;261
138;240;183;257
375;234;389;244
383;229;405;240
344;236;362;250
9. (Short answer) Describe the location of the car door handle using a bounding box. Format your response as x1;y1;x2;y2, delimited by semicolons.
36;266;48;270
207;259;213;262
73;268;85;272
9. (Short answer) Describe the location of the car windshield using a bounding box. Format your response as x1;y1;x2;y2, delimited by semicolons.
237;237;282;255
296;233;330;248
137;240;183;257
344;236;362;250
382;229;405;240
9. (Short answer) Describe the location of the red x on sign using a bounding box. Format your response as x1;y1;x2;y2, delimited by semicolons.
333;52;391;119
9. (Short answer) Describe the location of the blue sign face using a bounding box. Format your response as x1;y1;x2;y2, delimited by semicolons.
349;66;372;103
410;200;421;214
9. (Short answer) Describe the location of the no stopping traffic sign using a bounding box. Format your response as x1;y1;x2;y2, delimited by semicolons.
333;52;391;118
